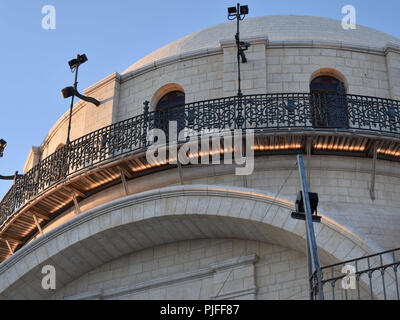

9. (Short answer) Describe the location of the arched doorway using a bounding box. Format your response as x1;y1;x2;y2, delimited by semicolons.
310;76;348;128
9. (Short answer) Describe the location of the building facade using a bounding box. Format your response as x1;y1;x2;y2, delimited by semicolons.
0;15;400;300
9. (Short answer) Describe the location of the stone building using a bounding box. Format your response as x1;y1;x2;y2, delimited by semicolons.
0;15;399;300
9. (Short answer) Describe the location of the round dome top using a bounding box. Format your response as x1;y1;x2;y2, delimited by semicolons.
123;15;400;75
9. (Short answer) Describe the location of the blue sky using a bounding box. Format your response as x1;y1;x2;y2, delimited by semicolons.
0;0;399;197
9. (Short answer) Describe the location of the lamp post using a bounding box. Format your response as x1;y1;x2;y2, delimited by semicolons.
65;54;85;145
227;3;250;128
62;54;100;145
227;3;250;98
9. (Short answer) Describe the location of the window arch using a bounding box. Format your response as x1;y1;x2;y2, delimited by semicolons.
310;75;348;129
156;91;185;111
153;85;186;132
310;75;345;95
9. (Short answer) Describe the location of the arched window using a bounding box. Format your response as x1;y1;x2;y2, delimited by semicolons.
155;91;185;132
310;76;345;95
310;76;348;128
156;91;185;111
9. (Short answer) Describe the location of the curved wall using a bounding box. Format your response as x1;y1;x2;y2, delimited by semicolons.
1;185;390;300
28;155;400;252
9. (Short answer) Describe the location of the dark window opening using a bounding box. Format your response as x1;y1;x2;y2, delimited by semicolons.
310;76;348;129
155;91;185;132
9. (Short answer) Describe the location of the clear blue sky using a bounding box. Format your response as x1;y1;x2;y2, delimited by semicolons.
0;0;399;197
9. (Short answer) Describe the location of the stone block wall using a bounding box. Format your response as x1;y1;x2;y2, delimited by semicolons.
117;53;224;122
266;46;391;98
50;239;309;300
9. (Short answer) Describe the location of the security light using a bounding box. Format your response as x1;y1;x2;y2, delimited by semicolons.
240;5;249;15
68;54;88;71
61;86;100;106
296;191;319;215
61;86;75;99
291;191;321;223
228;6;237;14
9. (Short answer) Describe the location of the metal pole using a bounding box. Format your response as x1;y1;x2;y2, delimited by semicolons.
297;154;324;300
236;3;242;98
66;56;80;145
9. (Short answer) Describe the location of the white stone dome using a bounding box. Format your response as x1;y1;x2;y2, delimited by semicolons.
123;15;400;75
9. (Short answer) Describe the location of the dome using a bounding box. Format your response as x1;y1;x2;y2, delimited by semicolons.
122;15;400;75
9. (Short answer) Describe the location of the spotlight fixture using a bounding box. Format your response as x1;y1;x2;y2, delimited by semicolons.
68;54;88;71
228;3;249;19
0;139;6;158
291;191;321;223
61;86;100;106
228;6;237;15
240;5;249;15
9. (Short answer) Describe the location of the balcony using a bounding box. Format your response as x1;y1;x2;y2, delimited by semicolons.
0;92;400;263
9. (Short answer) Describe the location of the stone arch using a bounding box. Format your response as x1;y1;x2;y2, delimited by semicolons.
0;185;391;299
310;68;349;92
151;83;185;111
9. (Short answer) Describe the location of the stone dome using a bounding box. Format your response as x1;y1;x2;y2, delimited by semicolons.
123;15;400;75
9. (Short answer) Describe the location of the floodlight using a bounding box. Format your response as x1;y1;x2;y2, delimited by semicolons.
61;86;75;99
228;6;237;14
61;86;100;106
240;5;249;15
296;191;319;215
68;54;88;70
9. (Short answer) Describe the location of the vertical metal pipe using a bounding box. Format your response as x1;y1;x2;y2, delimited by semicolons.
368;258;374;300
236;3;241;98
297;154;324;300
331;268;335;300
355;260;361;300
380;254;387;300
66;56;80;145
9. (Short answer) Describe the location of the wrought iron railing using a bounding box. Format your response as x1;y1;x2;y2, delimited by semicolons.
1;93;400;226
311;248;400;300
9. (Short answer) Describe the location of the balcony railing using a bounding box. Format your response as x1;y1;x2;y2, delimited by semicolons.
311;248;400;300
1;93;400;226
